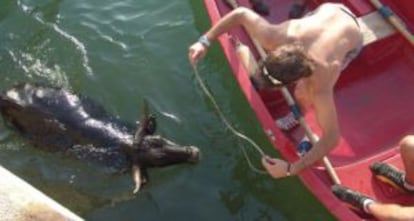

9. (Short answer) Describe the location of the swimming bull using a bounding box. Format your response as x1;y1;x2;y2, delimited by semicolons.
0;83;200;193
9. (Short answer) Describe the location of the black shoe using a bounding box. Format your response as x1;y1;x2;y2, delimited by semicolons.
288;3;306;19
331;184;373;212
370;162;414;193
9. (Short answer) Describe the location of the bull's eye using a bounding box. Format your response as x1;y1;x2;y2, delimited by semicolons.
141;136;165;149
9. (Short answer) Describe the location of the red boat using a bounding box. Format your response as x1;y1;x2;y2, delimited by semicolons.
202;0;414;220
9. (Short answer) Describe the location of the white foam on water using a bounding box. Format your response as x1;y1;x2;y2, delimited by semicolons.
101;34;127;50
8;49;70;87
17;0;94;78
160;111;181;123
78;20;128;51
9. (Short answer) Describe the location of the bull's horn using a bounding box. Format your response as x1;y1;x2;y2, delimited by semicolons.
133;99;150;146
132;164;142;194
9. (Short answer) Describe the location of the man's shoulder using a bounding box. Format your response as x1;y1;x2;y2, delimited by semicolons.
313;59;341;76
309;65;339;93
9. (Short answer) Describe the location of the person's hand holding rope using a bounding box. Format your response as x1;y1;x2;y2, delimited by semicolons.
188;36;210;65
262;156;292;178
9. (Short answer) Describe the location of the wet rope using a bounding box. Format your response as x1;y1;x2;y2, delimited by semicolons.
191;64;267;174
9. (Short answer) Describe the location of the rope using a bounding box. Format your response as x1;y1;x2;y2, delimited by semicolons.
191;64;267;174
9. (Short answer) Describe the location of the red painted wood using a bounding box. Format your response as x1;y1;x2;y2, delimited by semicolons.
203;0;414;220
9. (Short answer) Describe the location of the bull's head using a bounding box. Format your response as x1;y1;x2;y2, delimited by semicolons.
129;101;200;193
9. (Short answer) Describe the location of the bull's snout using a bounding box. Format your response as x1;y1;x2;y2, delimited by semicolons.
187;146;200;163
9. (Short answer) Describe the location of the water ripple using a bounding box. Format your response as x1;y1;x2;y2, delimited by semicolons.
79;21;128;51
17;0;94;78
49;23;94;77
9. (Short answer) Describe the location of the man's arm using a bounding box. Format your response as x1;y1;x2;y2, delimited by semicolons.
204;7;278;49
291;88;340;174
261;86;340;178
189;7;282;64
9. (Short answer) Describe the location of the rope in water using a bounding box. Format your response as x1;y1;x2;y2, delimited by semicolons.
191;64;267;174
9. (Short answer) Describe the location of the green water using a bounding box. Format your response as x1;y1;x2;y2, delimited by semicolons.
0;0;335;220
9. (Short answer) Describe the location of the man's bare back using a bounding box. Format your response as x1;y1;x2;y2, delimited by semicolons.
292;3;362;71
269;3;362;96
289;3;363;116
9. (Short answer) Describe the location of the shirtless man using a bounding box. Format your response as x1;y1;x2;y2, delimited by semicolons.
188;3;363;178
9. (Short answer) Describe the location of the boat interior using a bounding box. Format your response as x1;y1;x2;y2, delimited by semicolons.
214;0;414;206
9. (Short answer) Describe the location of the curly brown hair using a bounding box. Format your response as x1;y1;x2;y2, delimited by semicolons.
262;44;315;87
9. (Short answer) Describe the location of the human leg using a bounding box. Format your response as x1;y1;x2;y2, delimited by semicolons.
332;184;414;221
367;202;414;221
399;135;414;185
370;135;414;193
331;185;375;213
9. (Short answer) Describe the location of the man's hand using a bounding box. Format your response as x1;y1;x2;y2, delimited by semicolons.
188;42;208;65
261;156;290;178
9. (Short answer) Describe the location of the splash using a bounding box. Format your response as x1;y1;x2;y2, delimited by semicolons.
160;111;181;123
8;50;70;88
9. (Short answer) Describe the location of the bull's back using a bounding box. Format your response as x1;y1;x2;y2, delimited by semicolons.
0;83;132;169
